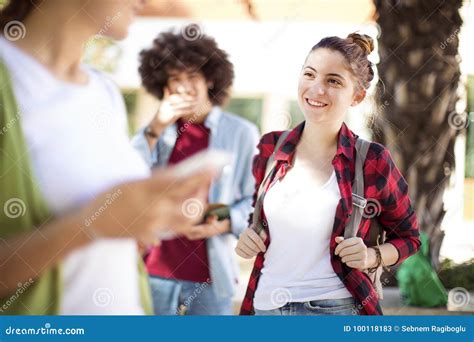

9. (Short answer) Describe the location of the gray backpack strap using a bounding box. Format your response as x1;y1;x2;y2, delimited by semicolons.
344;138;370;239
253;130;291;234
348;138;387;299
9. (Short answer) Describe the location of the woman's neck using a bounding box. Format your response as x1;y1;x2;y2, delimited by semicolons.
12;4;95;84
298;119;342;161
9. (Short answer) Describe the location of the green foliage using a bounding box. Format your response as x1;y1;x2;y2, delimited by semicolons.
121;90;138;136
224;97;263;131
82;37;122;74
438;258;474;291
289;100;305;128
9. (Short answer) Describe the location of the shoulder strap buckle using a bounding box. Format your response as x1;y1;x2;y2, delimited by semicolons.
352;193;367;209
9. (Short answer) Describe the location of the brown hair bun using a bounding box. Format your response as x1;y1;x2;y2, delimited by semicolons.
347;33;374;55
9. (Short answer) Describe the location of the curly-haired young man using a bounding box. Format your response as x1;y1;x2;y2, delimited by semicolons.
132;26;260;315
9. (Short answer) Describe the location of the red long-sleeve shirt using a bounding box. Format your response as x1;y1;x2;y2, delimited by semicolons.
146;119;211;283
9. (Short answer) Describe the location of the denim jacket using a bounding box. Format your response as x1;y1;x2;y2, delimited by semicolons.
131;106;259;298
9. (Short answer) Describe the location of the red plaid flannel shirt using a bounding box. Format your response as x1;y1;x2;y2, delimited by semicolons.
240;121;421;315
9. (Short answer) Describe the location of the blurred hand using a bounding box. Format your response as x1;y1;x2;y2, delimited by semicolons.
184;215;231;240
150;88;198;129
235;226;267;259
78;168;213;246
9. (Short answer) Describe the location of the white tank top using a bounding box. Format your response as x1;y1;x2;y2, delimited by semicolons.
254;166;352;310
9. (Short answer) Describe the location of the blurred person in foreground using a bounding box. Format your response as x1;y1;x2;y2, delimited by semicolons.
0;0;214;315
132;27;259;315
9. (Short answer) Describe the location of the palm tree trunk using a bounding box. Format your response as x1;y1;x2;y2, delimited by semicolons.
373;0;465;270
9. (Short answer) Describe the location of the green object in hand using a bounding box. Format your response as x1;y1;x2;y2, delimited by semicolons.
204;204;230;221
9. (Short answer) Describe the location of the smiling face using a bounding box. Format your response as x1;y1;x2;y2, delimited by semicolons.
297;48;365;125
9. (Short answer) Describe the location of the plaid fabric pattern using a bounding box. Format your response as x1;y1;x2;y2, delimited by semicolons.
240;121;421;315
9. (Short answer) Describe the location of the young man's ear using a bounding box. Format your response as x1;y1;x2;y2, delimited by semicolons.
351;89;366;106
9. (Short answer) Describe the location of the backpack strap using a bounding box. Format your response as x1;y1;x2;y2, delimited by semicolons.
253;130;291;234
345;137;385;243
344;138;371;239
347;138;387;299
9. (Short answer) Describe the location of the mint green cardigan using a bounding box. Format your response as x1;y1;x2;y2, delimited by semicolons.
0;60;152;315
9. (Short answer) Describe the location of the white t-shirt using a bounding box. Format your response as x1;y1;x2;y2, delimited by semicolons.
254;167;352;311
0;37;150;315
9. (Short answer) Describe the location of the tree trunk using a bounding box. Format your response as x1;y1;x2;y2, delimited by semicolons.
373;0;465;270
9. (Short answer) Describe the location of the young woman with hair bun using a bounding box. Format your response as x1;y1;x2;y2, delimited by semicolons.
236;33;421;316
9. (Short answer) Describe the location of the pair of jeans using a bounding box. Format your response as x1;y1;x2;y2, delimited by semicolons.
254;297;358;316
149;276;233;315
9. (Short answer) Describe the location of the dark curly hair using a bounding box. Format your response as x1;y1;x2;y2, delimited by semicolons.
138;25;234;106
